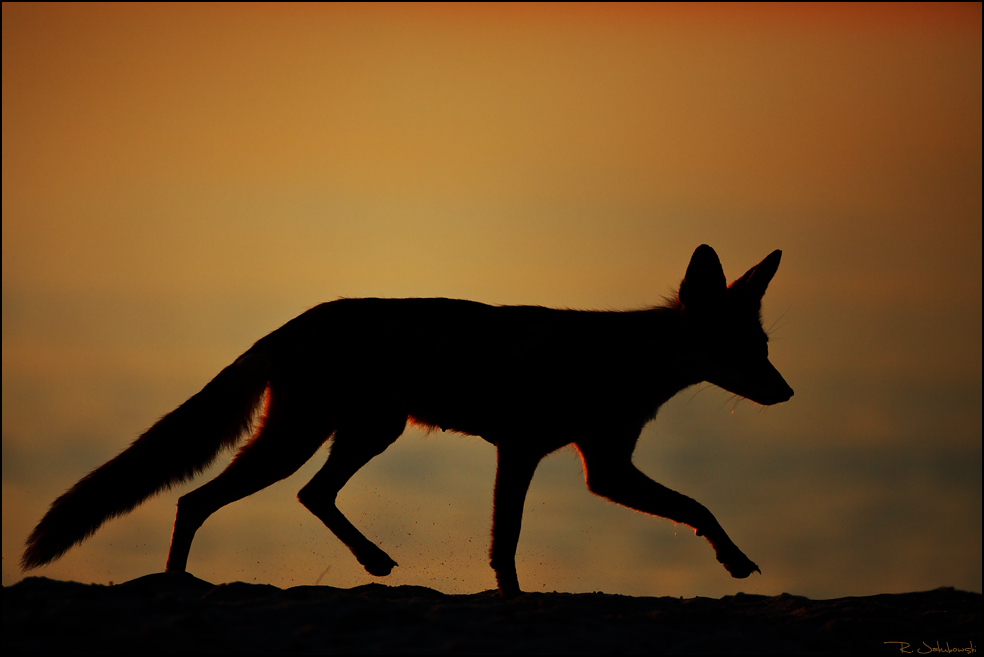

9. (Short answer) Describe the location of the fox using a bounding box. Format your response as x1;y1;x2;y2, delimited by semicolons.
22;244;792;597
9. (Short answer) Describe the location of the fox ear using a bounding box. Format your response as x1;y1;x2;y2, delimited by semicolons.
679;244;727;309
730;249;782;301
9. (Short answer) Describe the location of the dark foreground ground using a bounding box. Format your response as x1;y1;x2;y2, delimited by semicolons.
4;574;980;655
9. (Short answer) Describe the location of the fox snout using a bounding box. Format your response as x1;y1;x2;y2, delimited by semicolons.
708;359;793;406
751;374;794;406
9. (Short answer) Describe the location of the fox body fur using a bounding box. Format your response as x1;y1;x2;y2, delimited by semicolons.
23;245;792;597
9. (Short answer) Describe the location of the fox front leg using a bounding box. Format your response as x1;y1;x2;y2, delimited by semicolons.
489;444;542;598
575;440;760;579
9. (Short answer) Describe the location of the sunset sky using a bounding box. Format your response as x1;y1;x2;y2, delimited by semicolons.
3;3;980;597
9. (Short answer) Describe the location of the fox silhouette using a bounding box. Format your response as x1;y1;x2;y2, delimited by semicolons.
23;244;792;597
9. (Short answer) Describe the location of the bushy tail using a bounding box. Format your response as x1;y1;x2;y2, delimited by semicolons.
21;351;270;570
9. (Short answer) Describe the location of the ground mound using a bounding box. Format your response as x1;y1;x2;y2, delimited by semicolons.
4;574;980;654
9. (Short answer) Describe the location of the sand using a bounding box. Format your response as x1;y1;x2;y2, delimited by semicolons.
4;573;980;654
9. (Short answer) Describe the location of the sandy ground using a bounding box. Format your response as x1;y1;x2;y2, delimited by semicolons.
4;573;980;655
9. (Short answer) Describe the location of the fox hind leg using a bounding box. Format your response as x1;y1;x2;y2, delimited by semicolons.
575;439;760;579
165;389;331;573
297;413;406;577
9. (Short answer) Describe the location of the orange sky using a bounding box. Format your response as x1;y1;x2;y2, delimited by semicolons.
3;3;981;596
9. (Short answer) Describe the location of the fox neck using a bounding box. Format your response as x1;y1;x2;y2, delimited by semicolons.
630;304;706;421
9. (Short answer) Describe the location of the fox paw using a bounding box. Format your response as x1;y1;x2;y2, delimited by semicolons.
718;548;761;579
357;547;398;577
494;569;523;599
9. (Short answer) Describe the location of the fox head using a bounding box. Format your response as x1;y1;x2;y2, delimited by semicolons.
678;245;793;406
